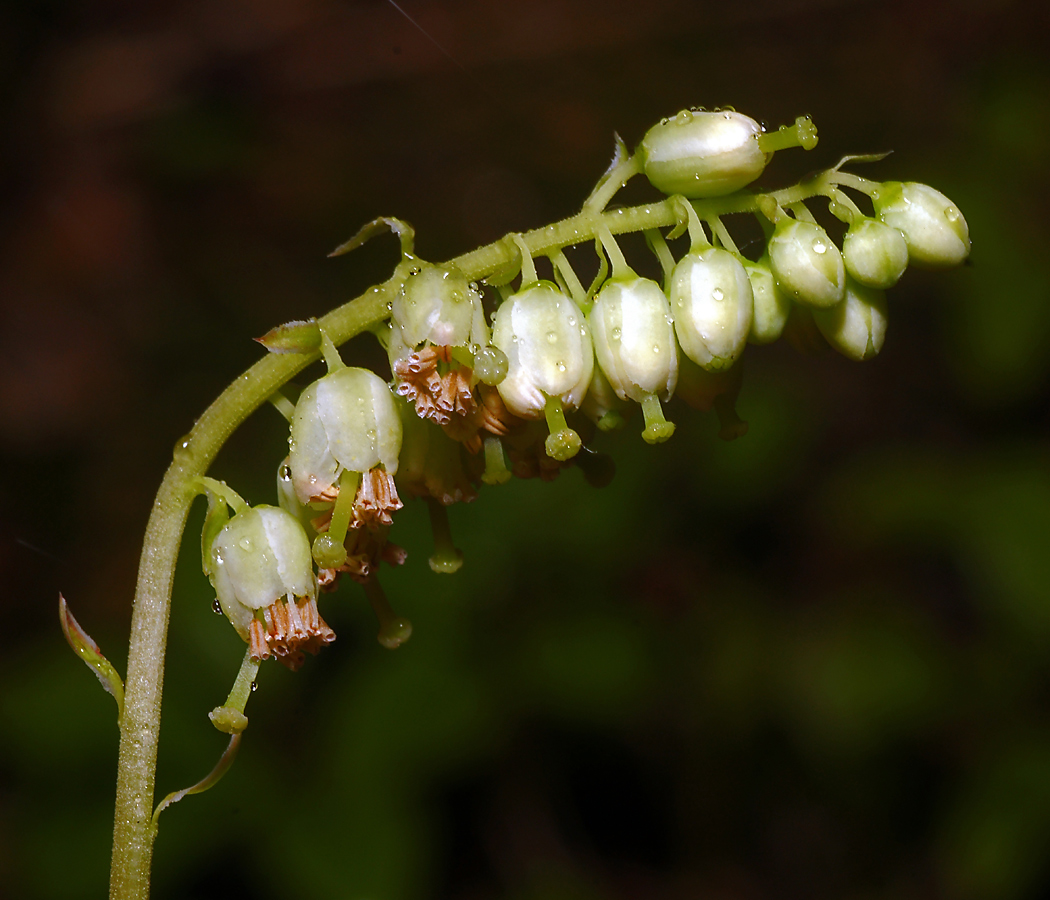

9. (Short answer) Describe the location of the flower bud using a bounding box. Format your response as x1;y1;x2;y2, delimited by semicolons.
206;505;317;641
811;278;888;361
842;217;909;288
289;367;402;504
589;276;678;401
670;247;753;371
872;182;970;269
745;256;792;344
768;219;846;308
639;109;769;198
491;282;593;418
392;263;479;349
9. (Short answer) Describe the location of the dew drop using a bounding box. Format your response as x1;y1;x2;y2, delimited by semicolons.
250;681;258;692
239;538;252;551
611;327;622;341
567;316;576;326
366;428;377;441
546;331;558;344
811;240;827;254
712;288;724;302
212;599;223;615
652;344;661;353
944;207;960;223
676;109;693;124
173;434;194;460
280;464;292;481
556;361;566;373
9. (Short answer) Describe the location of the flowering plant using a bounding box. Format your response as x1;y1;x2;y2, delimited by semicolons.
58;107;969;899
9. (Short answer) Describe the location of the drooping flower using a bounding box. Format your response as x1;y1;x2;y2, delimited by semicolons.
204;503;334;670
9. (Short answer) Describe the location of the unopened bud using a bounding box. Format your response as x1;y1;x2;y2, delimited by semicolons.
392;263;479;348
872;182;970;269
745;257;792;345
640;109;769;198
811;278;888;361
842;217;909;288
768;219;846;308
670;247;753;371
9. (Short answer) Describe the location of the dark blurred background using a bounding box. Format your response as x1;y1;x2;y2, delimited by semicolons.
3;0;1050;897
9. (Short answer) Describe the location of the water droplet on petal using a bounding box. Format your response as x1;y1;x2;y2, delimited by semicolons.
239;538;252;551
212;599;223;615
944;207;960;223
812;240;827;254
611;327;622;341
556;361;566;372
712;288;724;301
250;681;258;692
546;331;558;344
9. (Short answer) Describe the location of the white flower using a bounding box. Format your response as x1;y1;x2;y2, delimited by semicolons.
206;505;334;668
670;247;753;370
288;367;402;505
589;276;678;401
491;282;593;418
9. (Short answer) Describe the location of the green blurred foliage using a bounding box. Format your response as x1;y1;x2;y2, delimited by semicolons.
3;2;1050;899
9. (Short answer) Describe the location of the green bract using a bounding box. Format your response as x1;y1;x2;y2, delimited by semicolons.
873;182;970;269
670;247;754;371
205;505;316;641
589;276;678;402
640;109;769;198
768;219;846;308
812;278;888;361
745;257;792;345
288;366;402;504
842;217;909;288
491;281;593;418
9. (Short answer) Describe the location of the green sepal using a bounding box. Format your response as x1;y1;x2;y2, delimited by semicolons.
254;319;322;355
59;594;125;722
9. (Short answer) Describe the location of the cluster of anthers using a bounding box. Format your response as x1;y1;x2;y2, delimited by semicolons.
199;107;970;678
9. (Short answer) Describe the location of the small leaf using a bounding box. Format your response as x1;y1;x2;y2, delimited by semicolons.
329;216;415;258
254;319;322;355
151;733;242;831
58;594;125;721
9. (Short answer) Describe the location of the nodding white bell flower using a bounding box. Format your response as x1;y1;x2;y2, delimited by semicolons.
768;219;846;308
812;278;888;361
640;109;769;198
491;281;593;419
589;276;678;402
288;366;402;505
670;246;754;371
745;257;792;345
872;182;970;269
842;217;909;288
391;263;480;351
205;504;334;668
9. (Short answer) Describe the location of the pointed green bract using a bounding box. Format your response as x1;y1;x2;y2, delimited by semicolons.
59;595;125;720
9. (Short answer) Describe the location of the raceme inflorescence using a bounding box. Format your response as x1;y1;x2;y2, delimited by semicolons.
59;107;970;900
